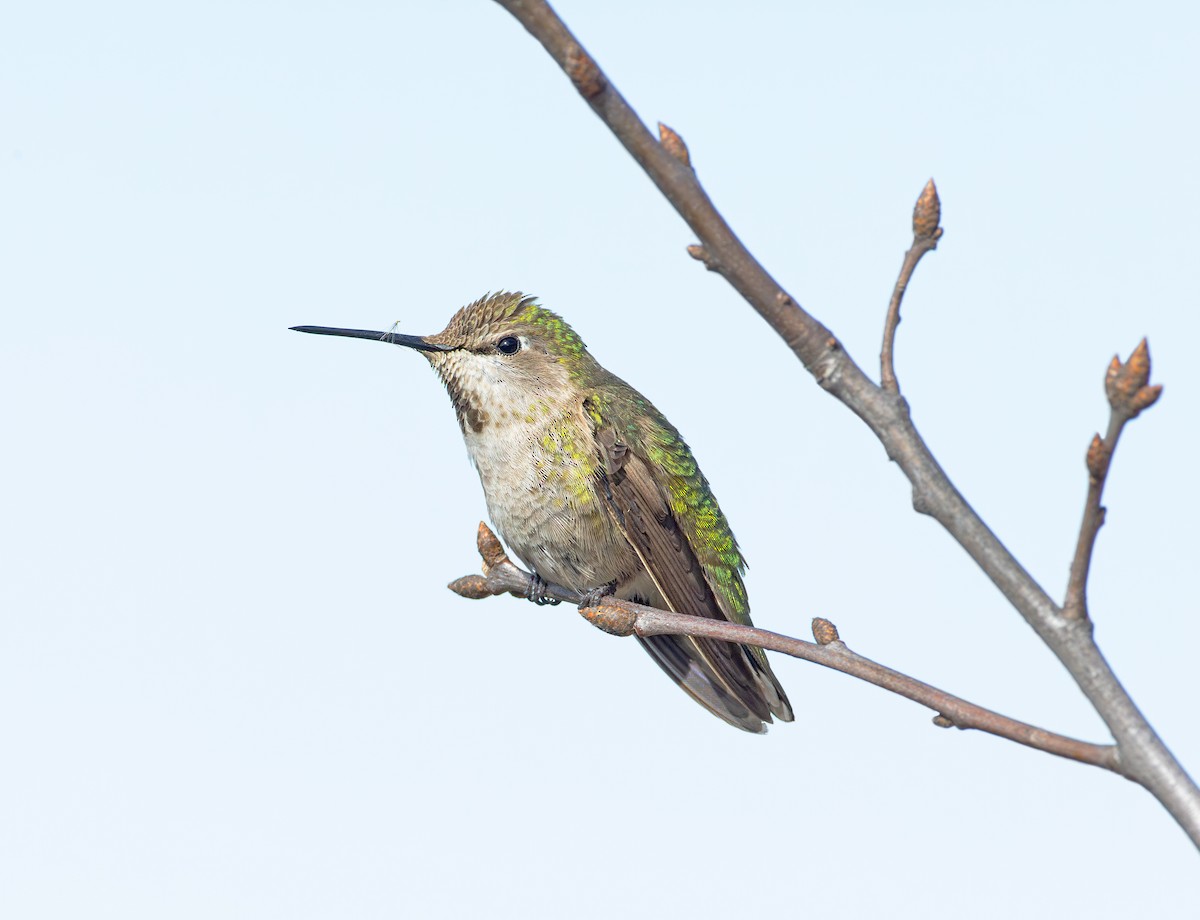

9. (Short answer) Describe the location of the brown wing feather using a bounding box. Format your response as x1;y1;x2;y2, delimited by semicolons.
616;455;773;718
592;416;777;728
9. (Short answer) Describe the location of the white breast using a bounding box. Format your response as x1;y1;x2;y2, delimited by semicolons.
434;349;638;590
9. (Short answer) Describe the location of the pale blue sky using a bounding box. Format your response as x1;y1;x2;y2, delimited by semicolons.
2;2;1197;917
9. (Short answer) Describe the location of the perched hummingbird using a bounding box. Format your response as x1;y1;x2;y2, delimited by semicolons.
292;292;793;732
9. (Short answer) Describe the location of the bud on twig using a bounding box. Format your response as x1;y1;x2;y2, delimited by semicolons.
477;521;508;571
1105;338;1162;420
578;602;638;637
812;617;840;645
658;122;692;168
448;575;493;599
912;178;943;241
686;243;718;272
1085;434;1109;481
565;46;606;99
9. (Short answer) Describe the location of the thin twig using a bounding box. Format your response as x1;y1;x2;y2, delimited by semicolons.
450;524;1118;772
1064;341;1163;620
491;0;1199;845
881;179;942;393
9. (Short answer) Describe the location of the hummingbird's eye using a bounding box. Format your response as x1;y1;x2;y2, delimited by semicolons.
497;336;521;355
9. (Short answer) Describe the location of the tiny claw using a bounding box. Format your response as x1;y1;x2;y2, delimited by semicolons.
578;581;618;610
526;572;560;607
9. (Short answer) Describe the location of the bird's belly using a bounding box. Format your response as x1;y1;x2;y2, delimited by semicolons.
464;416;640;592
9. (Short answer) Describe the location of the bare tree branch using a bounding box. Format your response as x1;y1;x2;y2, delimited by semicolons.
1064;340;1163;620
451;524;1118;771
881;179;942;393
491;0;1199;845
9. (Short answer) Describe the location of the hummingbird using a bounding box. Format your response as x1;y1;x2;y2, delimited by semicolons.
292;292;793;732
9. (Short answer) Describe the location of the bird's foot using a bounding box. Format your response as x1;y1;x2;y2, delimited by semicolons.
526;572;561;606
578;581;618;610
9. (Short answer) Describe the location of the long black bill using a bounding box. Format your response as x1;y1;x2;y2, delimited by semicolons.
289;325;454;353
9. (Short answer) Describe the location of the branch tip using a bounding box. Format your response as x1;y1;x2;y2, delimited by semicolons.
657;122;692;168
476;521;508;570
1064;342;1159;623
448;575;493;599
1105;338;1161;420
913;178;942;240
1126;338;1152;386
932;714;955;728
882;181;942;392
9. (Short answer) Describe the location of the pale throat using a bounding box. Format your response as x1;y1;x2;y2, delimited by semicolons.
433;350;625;587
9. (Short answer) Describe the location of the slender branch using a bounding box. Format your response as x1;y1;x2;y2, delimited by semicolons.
492;0;1200;845
450;524;1118;771
1064;340;1163;620
881;179;943;393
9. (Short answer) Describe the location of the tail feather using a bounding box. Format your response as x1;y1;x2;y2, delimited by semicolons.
636;634;772;733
